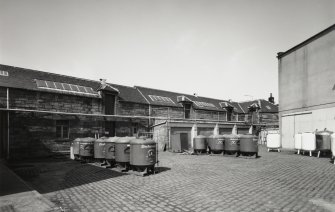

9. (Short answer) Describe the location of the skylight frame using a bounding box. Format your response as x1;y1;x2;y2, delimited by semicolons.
193;101;217;108
35;79;98;96
148;95;175;104
0;70;9;76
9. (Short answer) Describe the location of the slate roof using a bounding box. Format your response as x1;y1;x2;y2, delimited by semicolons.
135;86;244;113
238;99;278;113
0;64;148;104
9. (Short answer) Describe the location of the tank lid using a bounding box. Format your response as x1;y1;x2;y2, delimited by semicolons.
316;129;333;135
81;137;96;142
95;137;109;142
223;134;240;138
239;134;257;138
194;135;206;138
105;137;120;143
115;136;136;144
208;135;225;138
130;138;156;145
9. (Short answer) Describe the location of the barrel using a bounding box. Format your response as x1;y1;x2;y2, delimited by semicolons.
207;135;224;153
316;129;333;151
223;134;240;154
239;134;258;156
94;137;108;159
193;135;207;153
105;137;120;160
73;138;81;156
130;138;156;167
115;137;135;163
79;137;95;158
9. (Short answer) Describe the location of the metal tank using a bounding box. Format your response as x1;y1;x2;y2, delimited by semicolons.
94;137;107;161
193;135;207;153
72;138;81;160
223;134;240;156
114;137;135;170
239;134;258;158
130;138;157;174
79;137;95;161
105;137;119;160
316;128;333;157
207;135;224;154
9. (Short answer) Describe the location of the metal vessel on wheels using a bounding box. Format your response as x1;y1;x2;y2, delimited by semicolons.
239;134;258;158
104;137;120;167
94;137;108;164
207;135;224;154
72;138;81;160
315;128;333;157
223;134;240;156
193;135;207;154
130;138;157;175
79;137;95;162
114;137;135;171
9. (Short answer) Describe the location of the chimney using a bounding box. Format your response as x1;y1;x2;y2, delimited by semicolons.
268;93;274;104
100;78;107;86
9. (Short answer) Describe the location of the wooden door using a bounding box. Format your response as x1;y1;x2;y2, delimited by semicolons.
281;115;295;149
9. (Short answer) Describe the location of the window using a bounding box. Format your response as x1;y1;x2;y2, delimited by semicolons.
0;71;9;76
184;104;191;119
193;101;216;108
148;95;175;104
56;120;69;139
35;79;98;96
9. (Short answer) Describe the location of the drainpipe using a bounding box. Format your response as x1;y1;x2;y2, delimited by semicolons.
7;88;9;159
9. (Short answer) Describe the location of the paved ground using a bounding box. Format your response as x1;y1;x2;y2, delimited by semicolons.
5;146;335;212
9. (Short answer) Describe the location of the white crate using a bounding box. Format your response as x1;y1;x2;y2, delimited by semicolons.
301;132;316;156
294;133;302;154
266;133;281;152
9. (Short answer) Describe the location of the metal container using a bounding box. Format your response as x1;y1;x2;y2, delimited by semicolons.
223;134;240;154
73;138;81;156
331;134;335;164
266;131;281;152
193;135;207;153
94;137;107;159
207;135;224;153
301;132;316;156
294;133;302;154
115;137;135;163
79;137;95;157
316;129;333;151
239;134;258;155
130;138;156;167
105;137;120;160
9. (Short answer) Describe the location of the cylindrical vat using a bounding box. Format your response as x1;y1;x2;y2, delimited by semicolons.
115;137;134;163
130;138;156;167
105;137;119;160
239;134;258;155
94;137;107;159
301;132;316;156
266;131;281;151
223;134;240;154
316;129;333;151
193;135;207;153
207;135;224;153
295;133;302;154
73;138;81;156
331;134;335;160
79;137;95;158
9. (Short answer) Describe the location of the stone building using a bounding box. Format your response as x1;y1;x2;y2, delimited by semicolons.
277;24;335;149
0;64;278;159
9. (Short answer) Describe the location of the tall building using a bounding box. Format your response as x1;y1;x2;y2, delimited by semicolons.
277;24;335;149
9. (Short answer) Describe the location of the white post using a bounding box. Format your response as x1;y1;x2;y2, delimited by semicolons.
7;88;9;159
191;123;197;148
213;123;219;136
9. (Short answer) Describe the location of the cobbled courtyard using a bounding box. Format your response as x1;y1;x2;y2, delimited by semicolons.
8;146;335;212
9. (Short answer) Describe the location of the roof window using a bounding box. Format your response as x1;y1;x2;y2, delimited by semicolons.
35;79;98;96
0;70;9;76
193;101;216;108
148;95;175;104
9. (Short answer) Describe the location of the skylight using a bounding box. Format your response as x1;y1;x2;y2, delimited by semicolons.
266;105;272;110
193;101;216;108
148;95;175;104
35;79;98;96
0;70;9;76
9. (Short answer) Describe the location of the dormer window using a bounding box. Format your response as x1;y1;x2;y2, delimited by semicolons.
184;103;191;119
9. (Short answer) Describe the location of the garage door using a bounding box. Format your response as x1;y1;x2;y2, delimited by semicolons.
281;116;295;149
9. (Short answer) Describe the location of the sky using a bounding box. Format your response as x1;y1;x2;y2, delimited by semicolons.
1;0;335;102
